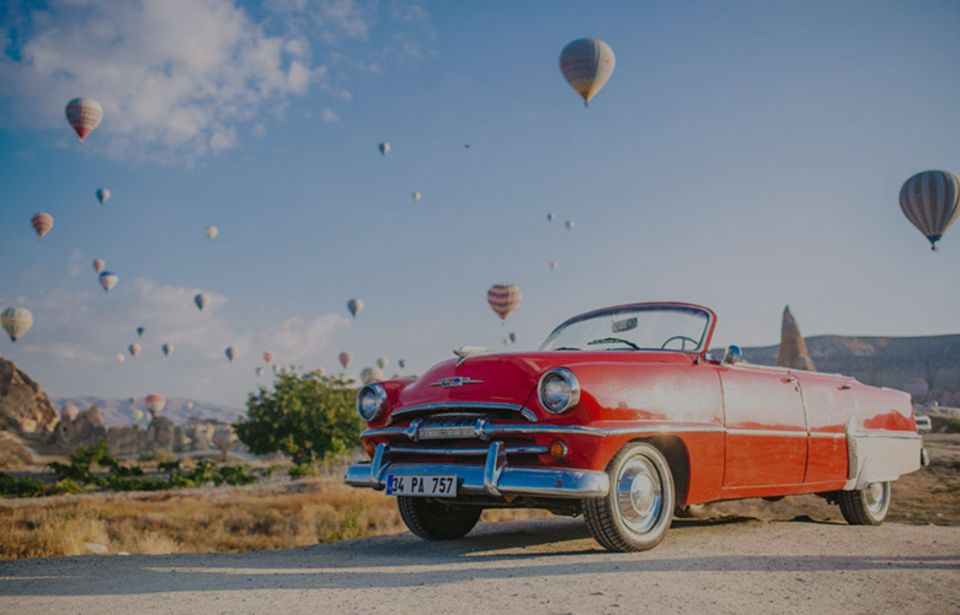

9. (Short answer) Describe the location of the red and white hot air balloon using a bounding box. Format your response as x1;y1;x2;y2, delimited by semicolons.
92;258;106;273
31;213;54;239
65;97;103;143
143;393;166;416
487;284;522;321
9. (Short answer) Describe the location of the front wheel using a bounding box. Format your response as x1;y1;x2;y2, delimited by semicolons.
584;442;675;552
837;481;891;525
397;497;482;540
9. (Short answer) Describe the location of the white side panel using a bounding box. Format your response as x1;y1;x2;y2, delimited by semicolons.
844;419;922;490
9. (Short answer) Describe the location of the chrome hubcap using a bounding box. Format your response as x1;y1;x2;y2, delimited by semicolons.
615;456;663;534
864;481;888;516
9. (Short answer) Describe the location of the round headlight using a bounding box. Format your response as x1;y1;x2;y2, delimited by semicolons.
357;383;387;421
538;367;580;414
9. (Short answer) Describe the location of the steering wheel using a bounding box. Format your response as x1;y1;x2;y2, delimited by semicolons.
661;335;699;351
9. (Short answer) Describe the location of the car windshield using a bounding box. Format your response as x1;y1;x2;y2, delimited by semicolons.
540;305;711;353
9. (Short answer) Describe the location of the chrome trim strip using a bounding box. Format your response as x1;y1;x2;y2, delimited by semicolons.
726;428;808;438
389;444;548;456
363;421;725;440
387;401;538;424
809;432;846;439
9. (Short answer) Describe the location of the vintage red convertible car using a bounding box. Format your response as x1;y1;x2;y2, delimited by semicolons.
345;302;926;551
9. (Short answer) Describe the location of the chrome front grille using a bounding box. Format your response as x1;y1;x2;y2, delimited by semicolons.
387;401;537;424
415;415;486;440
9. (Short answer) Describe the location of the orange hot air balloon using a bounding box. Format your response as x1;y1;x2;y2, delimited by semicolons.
487;284;522;321
65;97;103;142
31;213;54;239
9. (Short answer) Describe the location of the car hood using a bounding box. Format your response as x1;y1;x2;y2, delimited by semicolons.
394;350;694;414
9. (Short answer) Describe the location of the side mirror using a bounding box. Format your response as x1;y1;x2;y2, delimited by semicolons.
723;344;743;365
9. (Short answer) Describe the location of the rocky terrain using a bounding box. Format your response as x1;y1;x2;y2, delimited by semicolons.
53;396;242;427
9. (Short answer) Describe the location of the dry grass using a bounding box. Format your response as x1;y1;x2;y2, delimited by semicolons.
0;477;543;559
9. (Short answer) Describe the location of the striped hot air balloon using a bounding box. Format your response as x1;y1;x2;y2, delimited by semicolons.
559;38;616;107
99;271;119;292
899;170;960;251
338;351;352;368
347;298;363;318
96;188;111;205
128;343;141;358
379;142;390;156
162;343;173;357
65;97;103;142
31;213;53;239
411;192;422;203
487;284;521;321
1;306;33;342
92;258;106;273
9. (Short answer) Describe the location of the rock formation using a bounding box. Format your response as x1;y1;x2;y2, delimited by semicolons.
53;406;108;450
777;306;816;371
0;357;58;434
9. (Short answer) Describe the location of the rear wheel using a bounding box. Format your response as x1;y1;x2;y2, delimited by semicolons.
584;442;675;552
397;497;482;540
837;481;891;525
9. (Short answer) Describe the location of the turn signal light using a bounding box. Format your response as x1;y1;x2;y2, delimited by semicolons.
364;441;376;458
550;439;569;460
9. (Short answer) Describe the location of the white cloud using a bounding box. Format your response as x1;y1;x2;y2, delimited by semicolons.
67;249;83;277
321;108;339;123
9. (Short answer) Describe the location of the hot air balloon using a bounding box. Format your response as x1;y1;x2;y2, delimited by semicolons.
65;97;103;142
549;260;559;271
194;293;207;311
128;343;141;358
502;337;510;346
509;332;517;344
61;403;79;421
31;213;53;239
263;351;274;365
185;401;194;410
487;284;521;321
92;258;106;273
132;408;144;422
547;213;556;222
1;307;33;342
255;366;263;377
360;366;383;385
376;356;389;370
899;170;960;251
559;38;616;107
96;188;111;205
205;225;218;240
99;271;118;292
347;298;363;318
136;326;145;338
144;393;166;416
565;220;575;231
379;142;391;156
116;354;125;365
411;192;422;203
162;343;173;357
338;351;352;368
225;346;236;363
398;358;406;370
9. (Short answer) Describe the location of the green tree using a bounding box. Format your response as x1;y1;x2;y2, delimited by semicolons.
235;370;362;466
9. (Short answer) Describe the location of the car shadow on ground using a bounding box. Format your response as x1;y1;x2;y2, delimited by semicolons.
1;518;958;597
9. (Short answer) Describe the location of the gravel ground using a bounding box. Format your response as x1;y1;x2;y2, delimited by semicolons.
1;518;957;614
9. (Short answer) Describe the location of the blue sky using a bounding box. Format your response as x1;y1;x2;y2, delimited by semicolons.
1;0;958;406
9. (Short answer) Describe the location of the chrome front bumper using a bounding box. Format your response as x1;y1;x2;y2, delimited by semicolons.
344;441;610;499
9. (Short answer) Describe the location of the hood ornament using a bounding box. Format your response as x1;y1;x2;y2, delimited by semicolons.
431;376;484;388
453;345;486;365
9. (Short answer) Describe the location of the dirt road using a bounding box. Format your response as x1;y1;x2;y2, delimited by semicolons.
1;517;957;614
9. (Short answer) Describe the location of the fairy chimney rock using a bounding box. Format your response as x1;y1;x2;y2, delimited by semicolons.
777;306;816;371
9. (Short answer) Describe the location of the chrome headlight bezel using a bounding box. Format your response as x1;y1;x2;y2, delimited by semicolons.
538;367;581;414
357;383;387;421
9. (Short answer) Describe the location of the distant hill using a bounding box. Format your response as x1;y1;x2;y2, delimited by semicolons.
739;334;960;405
52;396;244;427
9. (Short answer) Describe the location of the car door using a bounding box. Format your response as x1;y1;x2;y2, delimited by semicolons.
719;364;808;487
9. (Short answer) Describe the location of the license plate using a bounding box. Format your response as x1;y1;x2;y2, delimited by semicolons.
386;475;458;497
